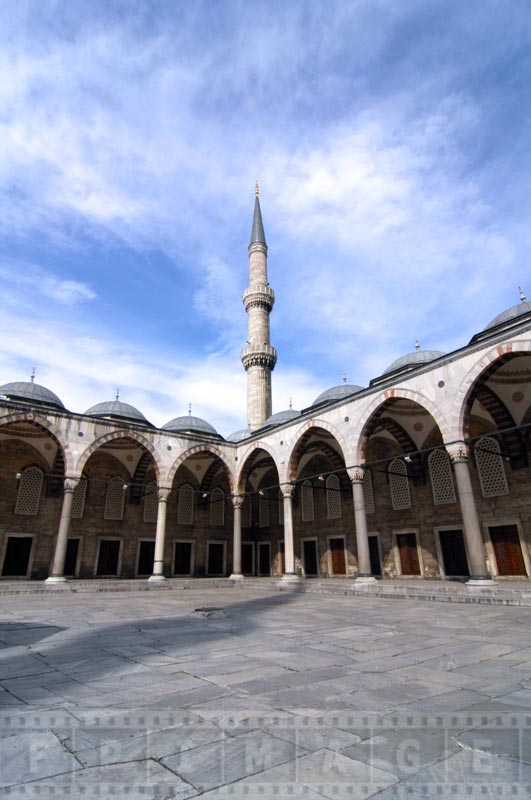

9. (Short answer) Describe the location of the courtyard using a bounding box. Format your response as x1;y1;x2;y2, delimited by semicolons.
0;585;530;798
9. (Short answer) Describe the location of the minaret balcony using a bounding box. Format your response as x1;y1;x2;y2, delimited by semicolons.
241;343;278;370
243;285;275;311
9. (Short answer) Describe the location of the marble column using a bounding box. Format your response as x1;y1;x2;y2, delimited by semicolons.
280;483;301;582
348;467;376;583
45;478;79;584
230;494;244;580
447;442;494;585
149;488;170;582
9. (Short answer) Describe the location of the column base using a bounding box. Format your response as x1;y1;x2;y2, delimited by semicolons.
355;575;377;584
229;573;244;581
280;573;304;583
466;576;497;587
148;574;167;583
44;575;68;584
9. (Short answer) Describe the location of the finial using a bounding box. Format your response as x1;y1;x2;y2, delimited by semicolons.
255;180;259;197
342;371;347;384
289;397;292;409
519;286;527;302
30;367;35;383
188;403;192;415
415;339;420;351
115;388;120;401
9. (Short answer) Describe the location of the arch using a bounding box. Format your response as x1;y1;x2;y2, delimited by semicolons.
449;340;531;440
76;429;162;481
235;441;282;493
167;444;235;491
286;421;348;483
0;412;73;475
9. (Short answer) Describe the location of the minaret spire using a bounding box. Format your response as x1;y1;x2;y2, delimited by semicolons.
241;185;277;430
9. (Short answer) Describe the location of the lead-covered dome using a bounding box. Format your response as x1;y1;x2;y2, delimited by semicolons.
0;380;65;409
262;408;301;427
162;414;220;437
383;347;445;375
484;299;531;331
226;428;252;442
85;400;150;425
312;383;363;406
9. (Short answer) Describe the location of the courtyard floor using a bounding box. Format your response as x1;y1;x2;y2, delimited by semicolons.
0;586;530;798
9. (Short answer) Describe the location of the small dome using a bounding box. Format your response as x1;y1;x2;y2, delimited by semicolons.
162;414;219;437
226;428;252;442
262;408;301;427
383;349;445;376
312;383;363;406
85;400;150;425
0;381;65;409
484;300;531;331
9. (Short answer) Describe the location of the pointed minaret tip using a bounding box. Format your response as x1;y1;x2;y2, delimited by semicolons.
255;180;259;196
249;184;267;246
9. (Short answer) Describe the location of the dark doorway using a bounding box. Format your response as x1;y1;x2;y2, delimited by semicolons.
96;540;120;576
207;542;225;576
2;537;33;576
329;537;346;575
174;541;193;575
368;536;382;576
137;540;155;576
303;539;319;576
439;529;469;577
489;525;526;576
279;541;285;574
242;542;254;576
258;542;271;576
396;533;421;575
64;538;80;577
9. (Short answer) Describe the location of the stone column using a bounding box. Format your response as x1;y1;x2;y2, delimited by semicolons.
149;488;170;582
447;443;494;585
45;478;79;584
230;494;244;580
280;483;301;582
348;467;376;583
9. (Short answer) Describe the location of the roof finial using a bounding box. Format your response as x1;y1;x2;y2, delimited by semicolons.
289;397;292;409
188;403;192;415
115;388;120;401
415;339;420;351
255;180;259;197
30;367;35;383
342;371;347;384
519;286;527;302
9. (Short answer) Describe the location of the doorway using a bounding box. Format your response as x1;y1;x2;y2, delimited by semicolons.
329;536;346;575
207;541;225;576
302;539;319;576
137;540;155;576
2;536;33;577
368;534;382;576
174;541;193;576
96;539;121;576
488;525;527;576
396;532;421;576
258;542;271;576
438;529;469;577
242;542;254;575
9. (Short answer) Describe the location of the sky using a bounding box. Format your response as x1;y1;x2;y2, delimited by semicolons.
1;0;531;436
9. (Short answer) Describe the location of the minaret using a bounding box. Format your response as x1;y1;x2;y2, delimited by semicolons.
241;183;277;430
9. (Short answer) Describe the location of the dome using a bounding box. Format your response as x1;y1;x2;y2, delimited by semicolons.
262;408;301;427
162;414;219;437
484;300;531;331
0;381;65;409
85;400;150;425
226;428;252;442
383;348;446;376
312;383;363;406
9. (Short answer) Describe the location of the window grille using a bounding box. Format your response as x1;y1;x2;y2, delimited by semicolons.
15;467;43;516
363;469;375;514
326;474;342;519
143;481;158;523
241;494;251;527
475;436;509;498
259;490;270;527
389;459;411;510
177;484;194;525
278;491;284;525
71;477;88;519
210;487;225;526
429;450;456;505
301;480;315;522
104;476;126;520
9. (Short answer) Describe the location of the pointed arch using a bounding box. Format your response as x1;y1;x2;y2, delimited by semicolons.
235;441;282;493
167;444;235;491
76;430;162;481
286;421;348;483
0;412;73;475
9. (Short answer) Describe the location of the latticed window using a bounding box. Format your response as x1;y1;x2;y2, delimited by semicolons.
104;476;126;520
475;436;509;498
143;481;158;523
363;469;375;514
259;490;270;527
326;474;342;519
389;459;411;511
301;480;314;522
241;494;251;527
15;466;43;516
177;484;194;525
429;450;456;505
278;491;284;525
210;487;225;526
71;477;88;519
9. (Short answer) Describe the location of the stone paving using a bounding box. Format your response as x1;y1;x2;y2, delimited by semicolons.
0;586;530;798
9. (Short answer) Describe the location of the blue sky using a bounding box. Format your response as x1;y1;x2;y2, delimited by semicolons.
1;0;530;435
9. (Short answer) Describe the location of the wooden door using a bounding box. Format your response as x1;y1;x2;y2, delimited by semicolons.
137;540;155;576
396;533;420;575
368;536;382;576
174;542;193;575
207;543;225;576
258;543;271;576
489;525;526;576
303;540;319;576
2;537;33;576
329;537;346;575
97;540;120;576
64;539;79;576
439;529;469;577
242;542;254;575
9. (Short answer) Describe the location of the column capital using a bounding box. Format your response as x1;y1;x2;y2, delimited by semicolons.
445;442;469;463
63;478;80;493
281;482;295;498
231;494;245;509
347;466;365;484
157;487;171;502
